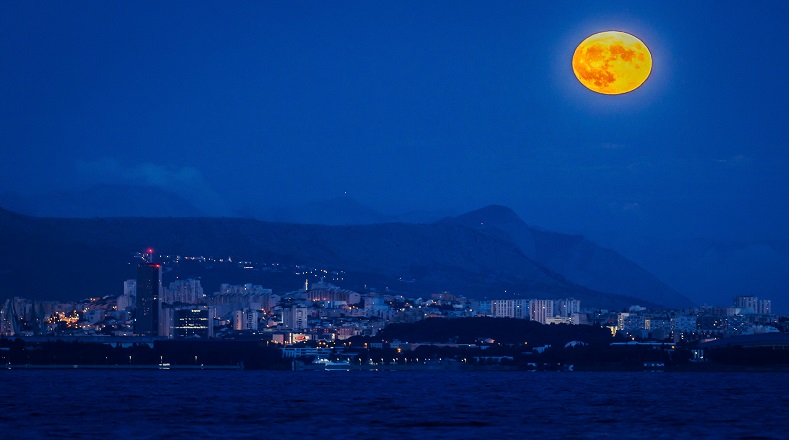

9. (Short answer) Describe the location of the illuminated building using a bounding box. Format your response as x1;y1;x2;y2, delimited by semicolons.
758;299;772;315
571;313;589;325
305;287;361;305
124;279;137;296
164;278;205;304
529;299;555;325
117;279;136;310
490;300;515;318
282;307;309;330
671;315;698;334
234;309;259;331
210;284;277;316
0;299;15;336
734;296;773;315
735;296;758;313
555;299;581;318
475;300;492;316
489;299;529;319
174;307;213;338
134;263;162;336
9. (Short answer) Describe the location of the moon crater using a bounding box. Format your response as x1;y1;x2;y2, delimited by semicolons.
572;31;652;94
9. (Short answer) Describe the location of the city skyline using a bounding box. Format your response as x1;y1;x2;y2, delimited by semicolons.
2;268;779;342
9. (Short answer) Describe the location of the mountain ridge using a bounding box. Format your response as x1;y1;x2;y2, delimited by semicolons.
0;205;691;310
439;205;693;308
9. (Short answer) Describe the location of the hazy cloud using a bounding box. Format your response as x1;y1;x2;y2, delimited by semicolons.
74;158;232;215
75;158;202;189
715;154;751;166
622;202;641;211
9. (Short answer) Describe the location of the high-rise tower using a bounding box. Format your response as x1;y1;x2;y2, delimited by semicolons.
134;263;162;336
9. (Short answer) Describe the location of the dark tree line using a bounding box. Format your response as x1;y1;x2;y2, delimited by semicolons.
0;339;290;369
377;317;618;346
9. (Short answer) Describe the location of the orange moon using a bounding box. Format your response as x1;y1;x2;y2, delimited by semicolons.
572;31;652;95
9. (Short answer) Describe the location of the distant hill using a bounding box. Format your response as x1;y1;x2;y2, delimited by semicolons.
440;205;693;308
0;205;690;309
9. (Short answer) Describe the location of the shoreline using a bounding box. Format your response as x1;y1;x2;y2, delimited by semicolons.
2;364;243;370
3;362;788;372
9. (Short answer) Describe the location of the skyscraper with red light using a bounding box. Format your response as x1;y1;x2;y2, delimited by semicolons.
134;262;162;336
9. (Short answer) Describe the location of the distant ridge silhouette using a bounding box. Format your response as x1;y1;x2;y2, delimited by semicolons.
0;204;691;309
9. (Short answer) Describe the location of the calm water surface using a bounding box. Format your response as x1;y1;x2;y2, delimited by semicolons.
1;370;787;439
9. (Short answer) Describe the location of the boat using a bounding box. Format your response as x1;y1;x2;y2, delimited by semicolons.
312;358;351;370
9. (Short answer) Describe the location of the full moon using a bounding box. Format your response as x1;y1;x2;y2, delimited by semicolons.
572;31;652;95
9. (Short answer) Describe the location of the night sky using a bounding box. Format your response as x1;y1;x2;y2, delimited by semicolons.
2;2;788;307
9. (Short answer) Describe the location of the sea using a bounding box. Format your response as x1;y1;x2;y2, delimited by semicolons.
1;370;786;439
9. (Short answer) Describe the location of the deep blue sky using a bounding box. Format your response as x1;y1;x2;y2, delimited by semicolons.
2;2;788;305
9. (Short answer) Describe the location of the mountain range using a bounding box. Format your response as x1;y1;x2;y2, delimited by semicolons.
0;203;693;310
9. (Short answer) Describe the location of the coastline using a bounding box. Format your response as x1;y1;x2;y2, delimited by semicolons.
2;364;243;370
